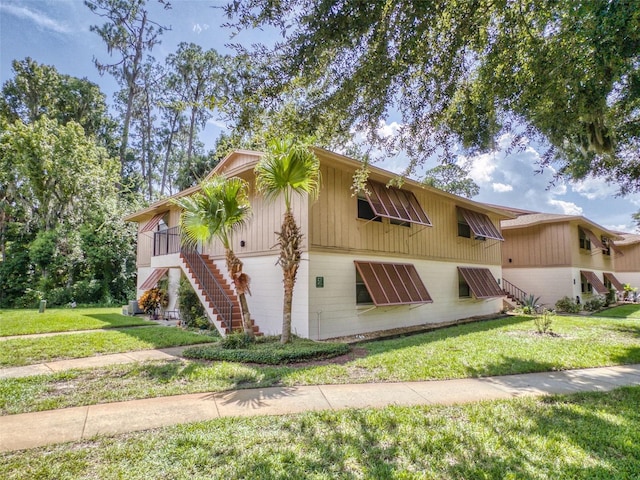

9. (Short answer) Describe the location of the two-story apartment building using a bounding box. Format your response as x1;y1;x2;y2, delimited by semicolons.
613;233;640;290
125;148;510;339
500;212;624;307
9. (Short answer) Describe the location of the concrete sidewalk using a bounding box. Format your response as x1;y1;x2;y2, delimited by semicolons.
1;364;639;453
0;345;205;379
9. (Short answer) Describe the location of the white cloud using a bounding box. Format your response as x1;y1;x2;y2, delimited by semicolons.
605;224;634;233
461;152;497;184
492;183;513;193
192;23;210;34
206;118;228;130
0;4;71;33
376;120;401;139
547;199;583;215
571;177;618;200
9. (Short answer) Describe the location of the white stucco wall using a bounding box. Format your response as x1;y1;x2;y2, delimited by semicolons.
613;273;640;291
307;252;504;340
211;253;311;338
503;266;616;308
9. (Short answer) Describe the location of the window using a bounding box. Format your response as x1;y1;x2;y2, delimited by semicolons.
456;207;504;241
458;274;471;298
579;228;591;250
457;267;504;299
361;180;432;226
355;269;374;304
603;272;624;291
140;212;167;233
140;268;169;290
354;261;433;306
580;270;608;295
357;195;382;222
457;210;472;239
579;227;605;251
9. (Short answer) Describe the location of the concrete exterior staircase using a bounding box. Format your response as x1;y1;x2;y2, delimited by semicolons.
179;251;261;337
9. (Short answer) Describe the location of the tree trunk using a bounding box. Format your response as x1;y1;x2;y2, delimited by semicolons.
278;210;302;344
225;249;254;338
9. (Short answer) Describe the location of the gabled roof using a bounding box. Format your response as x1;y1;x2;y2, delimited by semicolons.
500;212;622;240
615;233;640;247
124;147;514;223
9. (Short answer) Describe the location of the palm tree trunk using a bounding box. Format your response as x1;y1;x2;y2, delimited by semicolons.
278;210;302;344
225;249;254;338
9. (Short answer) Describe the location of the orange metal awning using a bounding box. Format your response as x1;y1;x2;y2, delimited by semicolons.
457;267;504;299
458;207;504;241
603;272;624;291
140;213;166;233
581;227;606;250
139;268;169;291
354;261;433;306
364;181;432;226
580;270;609;295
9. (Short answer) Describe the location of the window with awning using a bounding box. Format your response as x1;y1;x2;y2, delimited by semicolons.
580;270;609;295
362;181;432;226
579;227;605;250
457;267;504;299
354;261;433;306
603;272;624;291
457;207;504;241
140;212;167;233
139;268;169;291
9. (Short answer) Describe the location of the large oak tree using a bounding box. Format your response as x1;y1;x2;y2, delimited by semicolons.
225;0;640;192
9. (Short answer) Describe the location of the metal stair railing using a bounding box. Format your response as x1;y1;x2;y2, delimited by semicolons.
502;279;527;305
153;226;181;256
180;244;234;331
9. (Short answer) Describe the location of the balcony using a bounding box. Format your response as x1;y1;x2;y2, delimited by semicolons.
153;226;181;256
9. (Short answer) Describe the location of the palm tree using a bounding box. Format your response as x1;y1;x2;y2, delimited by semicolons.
255;138;320;343
173;176;254;338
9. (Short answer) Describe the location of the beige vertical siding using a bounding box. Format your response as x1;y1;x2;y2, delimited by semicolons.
502;223;572;267
615;244;640;272
308;160;502;265
202;169;309;258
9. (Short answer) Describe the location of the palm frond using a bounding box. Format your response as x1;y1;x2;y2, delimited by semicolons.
171;176;251;250
255;138;321;210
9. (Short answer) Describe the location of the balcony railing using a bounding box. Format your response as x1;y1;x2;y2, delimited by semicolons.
153;226;181;256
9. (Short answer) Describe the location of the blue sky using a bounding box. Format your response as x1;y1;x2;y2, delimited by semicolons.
1;0;639;232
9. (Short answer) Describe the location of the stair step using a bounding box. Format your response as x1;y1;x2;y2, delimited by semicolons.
180;252;262;338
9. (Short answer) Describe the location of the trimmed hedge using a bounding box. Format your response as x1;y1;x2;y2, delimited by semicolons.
183;336;350;365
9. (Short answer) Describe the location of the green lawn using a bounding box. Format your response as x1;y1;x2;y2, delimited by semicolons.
597;304;640;319
0;327;213;367
1;387;639;479
2;314;640;415
0;308;154;336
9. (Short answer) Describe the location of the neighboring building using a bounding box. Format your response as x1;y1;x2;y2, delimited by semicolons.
125;148;510;339
500;212;624;308
613;233;640;290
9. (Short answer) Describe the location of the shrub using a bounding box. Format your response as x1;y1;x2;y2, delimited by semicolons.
555;296;581;313
533;308;554;334
17;289;44;308
584;295;607;312
522;294;541;315
606;288;616;306
138;288;168;316
220;331;254;349
184;336;351;364
177;276;206;328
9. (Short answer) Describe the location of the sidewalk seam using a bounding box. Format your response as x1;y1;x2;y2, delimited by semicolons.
80;406;90;440
316;386;335;410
